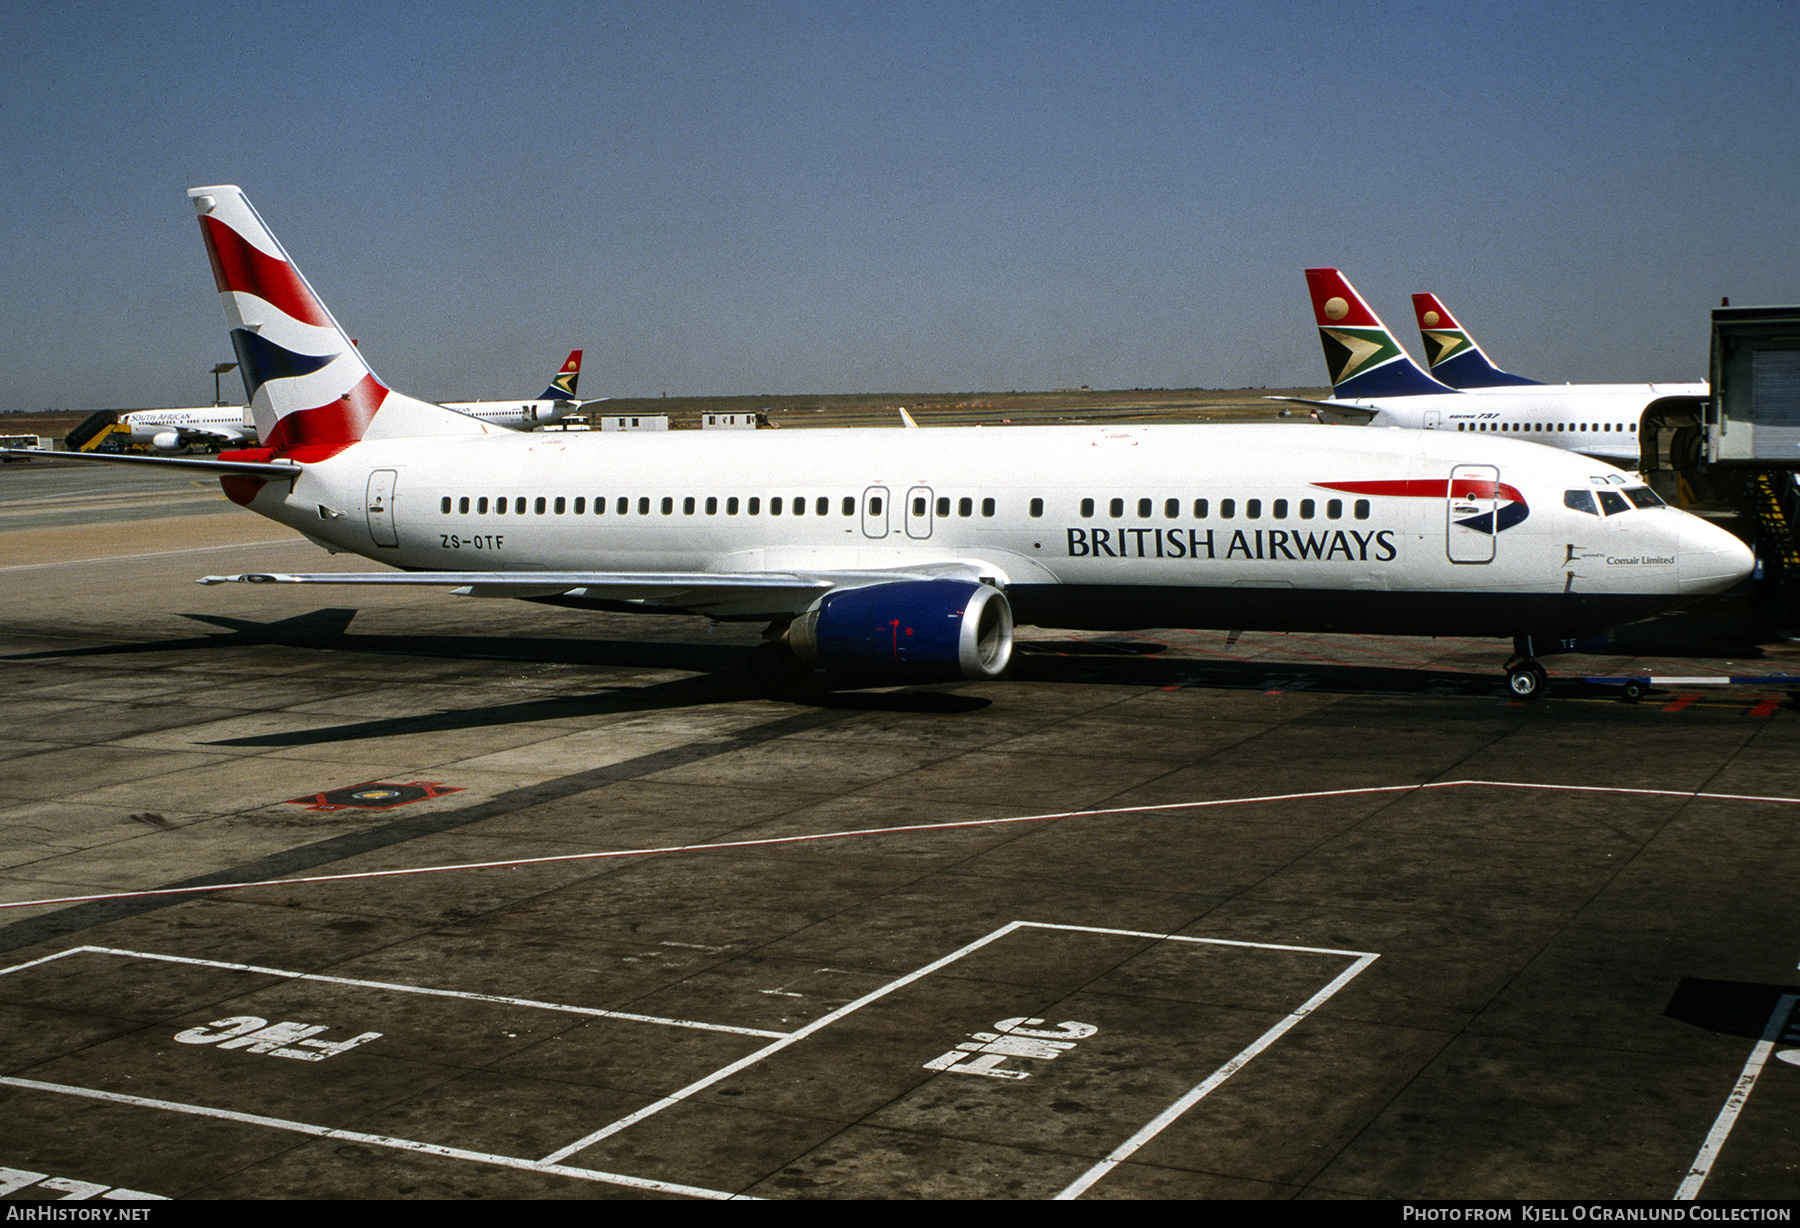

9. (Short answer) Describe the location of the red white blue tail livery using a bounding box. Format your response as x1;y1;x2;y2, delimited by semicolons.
191;185;492;461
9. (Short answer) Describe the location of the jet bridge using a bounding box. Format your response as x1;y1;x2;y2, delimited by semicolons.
1708;305;1800;468
1706;306;1800;589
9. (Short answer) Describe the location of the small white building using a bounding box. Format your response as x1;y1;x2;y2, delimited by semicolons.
598;415;670;432
700;412;771;430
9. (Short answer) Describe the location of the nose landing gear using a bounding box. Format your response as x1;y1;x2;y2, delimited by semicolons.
1503;633;1550;700
1505;658;1548;699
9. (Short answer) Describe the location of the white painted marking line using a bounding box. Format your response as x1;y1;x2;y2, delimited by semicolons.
0;539;296;573
536;920;1043;1164
538;919;1378;1190
1674;993;1797;1200
0;947;786;1040
1055;942;1379;1199
4;779;1793;915
0;1076;748;1201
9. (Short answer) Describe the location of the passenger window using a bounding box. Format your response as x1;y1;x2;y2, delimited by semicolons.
1080;498;1095;518
440;497;451;514
1029;498;1043;518
748;497;761;515
1193;499;1208;518
793;496;805;516
869;496;883;515
1272;499;1287;518
1246;499;1261;519
573;498;585;514
727;497;738;515
705;496;717;515
683;496;695;514
554;497;565;514
1564;490;1599;515
816;497;828;515
1300;499;1315;518
515;498;526;514
478;497;489;514
495;498;507;515
771;497;783;515
1354;499;1370;520
1326;499;1342;520
842;496;855;515
981;497;994;517
913;496;926;516
959;497;972;517
1164;498;1179;519
458;497;470;514
1109;498;1124;519
1137;498;1152;518
1220;499;1235;519
935;496;949;517
661;497;673;515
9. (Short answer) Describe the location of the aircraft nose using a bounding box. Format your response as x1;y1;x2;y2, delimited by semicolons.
1676;515;1755;595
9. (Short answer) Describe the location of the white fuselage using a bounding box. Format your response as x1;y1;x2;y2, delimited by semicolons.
439;398;573;431
122;405;255;450
1319;383;1708;463
232;422;1750;637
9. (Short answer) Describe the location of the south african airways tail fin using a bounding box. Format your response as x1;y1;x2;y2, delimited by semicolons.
1304;269;1457;398
540;350;582;402
190;185;493;462
1410;293;1540;388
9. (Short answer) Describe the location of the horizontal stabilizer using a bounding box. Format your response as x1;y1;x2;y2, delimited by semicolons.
0;448;301;478
1264;397;1379;425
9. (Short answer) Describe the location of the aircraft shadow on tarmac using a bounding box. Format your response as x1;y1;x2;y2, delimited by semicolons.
5;604;1784;750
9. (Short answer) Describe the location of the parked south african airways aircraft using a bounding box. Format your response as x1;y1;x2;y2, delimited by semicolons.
0;188;1754;699
441;350;586;430
1280;269;1709;466
120;350;584;451
121;403;255;451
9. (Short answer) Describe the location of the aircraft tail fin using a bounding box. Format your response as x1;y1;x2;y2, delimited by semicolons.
1411;293;1540;388
540;349;582;402
1304;269;1455;398
189;185;493;461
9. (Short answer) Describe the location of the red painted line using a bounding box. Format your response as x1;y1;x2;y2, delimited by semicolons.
1748;697;1783;717
1662;694;1702;714
3;781;1794;915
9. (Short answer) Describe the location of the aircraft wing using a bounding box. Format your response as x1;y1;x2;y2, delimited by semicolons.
1264;397;1379;425
173;425;251;446
0;447;301;478
197;562;1005;618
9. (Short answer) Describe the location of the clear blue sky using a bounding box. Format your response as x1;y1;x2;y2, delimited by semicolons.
2;0;1795;410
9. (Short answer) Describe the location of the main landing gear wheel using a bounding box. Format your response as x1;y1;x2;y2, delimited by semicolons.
1506;661;1548;700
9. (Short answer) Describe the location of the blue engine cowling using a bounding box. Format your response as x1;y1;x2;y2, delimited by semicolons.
787;579;1014;681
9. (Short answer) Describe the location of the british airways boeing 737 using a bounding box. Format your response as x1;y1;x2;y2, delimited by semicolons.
1;189;1754;699
1283;270;1709;465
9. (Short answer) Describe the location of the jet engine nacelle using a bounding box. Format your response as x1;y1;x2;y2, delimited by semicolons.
151;431;183;451
787;579;1014;682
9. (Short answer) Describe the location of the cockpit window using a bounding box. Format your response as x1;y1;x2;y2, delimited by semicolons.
1564;490;1599;515
1597;490;1631;516
1624;486;1665;509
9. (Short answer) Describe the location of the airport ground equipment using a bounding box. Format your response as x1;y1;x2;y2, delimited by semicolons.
64;411;128;452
